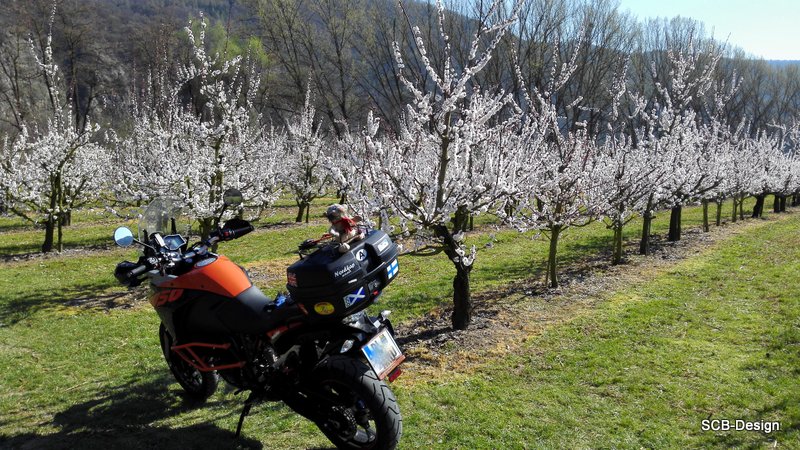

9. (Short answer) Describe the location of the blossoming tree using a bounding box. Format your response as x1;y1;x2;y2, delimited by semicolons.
0;12;107;252
349;0;523;330
111;18;281;237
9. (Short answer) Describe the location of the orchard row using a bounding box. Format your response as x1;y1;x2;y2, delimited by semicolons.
1;2;798;329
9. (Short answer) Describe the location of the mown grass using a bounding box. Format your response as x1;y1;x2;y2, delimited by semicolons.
1;197;793;448
395;209;800;448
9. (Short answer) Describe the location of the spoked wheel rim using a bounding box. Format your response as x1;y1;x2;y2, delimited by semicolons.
170;354;205;389
318;379;378;447
158;323;218;400
160;329;203;388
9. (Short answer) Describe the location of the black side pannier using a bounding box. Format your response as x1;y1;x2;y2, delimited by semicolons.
286;230;399;320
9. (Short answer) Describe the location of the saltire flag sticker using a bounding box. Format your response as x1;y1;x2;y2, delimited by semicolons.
344;287;366;308
387;259;399;279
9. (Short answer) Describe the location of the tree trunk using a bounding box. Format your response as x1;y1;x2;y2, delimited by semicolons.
547;224;562;288
57;215;63;252
42;217;55;253
295;202;307;223
452;206;469;233
451;263;472;330
60;210;72;226
702;200;709;232
752;194;765;218
793;194;799;207
504;199;517;219
639;210;653;255
42;184;58;253
199;217;221;252
773;195;781;214
715;200;722;226
779;195;787;212
612;223;624;265
739;196;745;220
339;190;347;205
434;225;473;330
731;195;738;223
668;205;682;242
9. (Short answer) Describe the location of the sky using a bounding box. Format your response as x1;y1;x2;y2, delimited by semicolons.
615;0;800;60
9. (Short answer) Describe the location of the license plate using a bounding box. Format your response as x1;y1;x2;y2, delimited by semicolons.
361;328;405;380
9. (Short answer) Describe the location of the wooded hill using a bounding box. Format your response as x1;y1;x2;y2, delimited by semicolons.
1;0;798;137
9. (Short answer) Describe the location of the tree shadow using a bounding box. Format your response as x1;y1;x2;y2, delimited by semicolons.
254;220;307;230
0;281;131;326
396;325;453;349
0;374;265;449
706;395;798;449
474;232;616;290
0;240;114;259
0;250;43;263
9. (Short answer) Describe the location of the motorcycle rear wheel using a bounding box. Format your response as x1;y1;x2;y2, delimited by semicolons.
312;356;402;450
158;323;219;400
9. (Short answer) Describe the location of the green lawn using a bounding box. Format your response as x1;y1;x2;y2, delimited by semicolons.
397;211;800;448
0;199;796;448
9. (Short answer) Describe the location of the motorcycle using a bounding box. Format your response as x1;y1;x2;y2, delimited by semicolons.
112;193;404;449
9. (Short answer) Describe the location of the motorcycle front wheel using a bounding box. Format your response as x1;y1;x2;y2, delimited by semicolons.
311;356;402;450
158;323;219;400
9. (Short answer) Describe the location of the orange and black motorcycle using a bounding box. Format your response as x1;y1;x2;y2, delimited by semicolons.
112;196;404;449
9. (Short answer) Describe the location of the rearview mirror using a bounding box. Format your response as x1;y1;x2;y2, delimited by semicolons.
113;227;134;247
223;188;243;207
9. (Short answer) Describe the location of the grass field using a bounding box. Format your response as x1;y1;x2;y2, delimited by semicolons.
0;199;797;448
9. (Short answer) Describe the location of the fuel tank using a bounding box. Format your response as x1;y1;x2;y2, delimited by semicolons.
159;255;252;297
150;256;298;337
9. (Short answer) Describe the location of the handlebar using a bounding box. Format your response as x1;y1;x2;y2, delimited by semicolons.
219;224;255;240
297;233;334;257
128;264;149;277
114;220;255;286
180;224;253;262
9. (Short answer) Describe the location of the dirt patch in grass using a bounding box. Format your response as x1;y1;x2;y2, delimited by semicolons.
63;289;145;311
246;257;298;290
395;213;793;379
0;244;119;264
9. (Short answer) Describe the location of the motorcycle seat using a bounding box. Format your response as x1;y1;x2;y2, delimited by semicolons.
234;285;304;333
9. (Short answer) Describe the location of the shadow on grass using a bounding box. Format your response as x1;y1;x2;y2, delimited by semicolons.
705;394;800;448
0;222;32;233
475;232;616;292
0;374;265;449
0;240;115;261
0;281;125;326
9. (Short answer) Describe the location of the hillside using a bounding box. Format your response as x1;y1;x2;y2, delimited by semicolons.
768;60;800;68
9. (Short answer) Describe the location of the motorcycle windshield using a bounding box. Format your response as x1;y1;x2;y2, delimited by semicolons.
138;197;186;241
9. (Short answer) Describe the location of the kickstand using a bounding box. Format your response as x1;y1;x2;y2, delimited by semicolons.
235;391;257;438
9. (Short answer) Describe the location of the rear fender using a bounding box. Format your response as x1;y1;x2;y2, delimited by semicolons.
318;311;390;360
270;312;392;373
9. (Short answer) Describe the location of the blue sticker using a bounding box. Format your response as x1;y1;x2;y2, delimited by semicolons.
344;287;366;308
387;259;399;279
